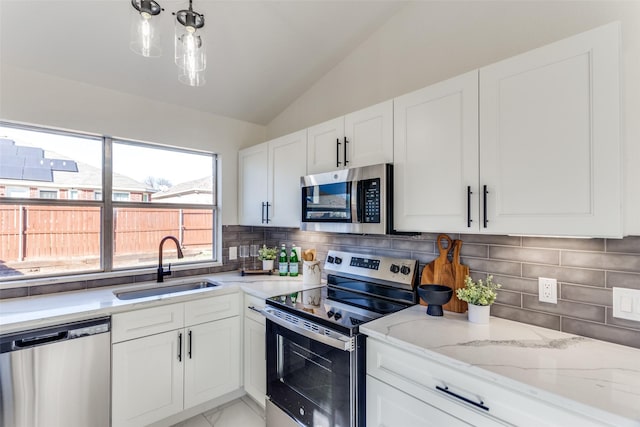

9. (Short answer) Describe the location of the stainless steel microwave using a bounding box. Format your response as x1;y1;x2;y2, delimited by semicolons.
300;163;392;234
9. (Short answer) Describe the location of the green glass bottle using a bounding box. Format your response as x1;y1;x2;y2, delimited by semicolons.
289;245;299;277
278;244;288;276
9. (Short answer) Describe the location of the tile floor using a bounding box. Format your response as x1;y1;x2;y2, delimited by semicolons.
172;397;265;427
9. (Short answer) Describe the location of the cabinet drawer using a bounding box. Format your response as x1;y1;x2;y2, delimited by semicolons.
185;293;240;326
244;294;266;325
112;304;184;343
367;339;610;427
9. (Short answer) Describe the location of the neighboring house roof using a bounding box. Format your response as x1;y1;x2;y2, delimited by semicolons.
153;176;213;202
0;138;151;192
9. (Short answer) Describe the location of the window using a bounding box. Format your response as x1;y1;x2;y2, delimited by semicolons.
39;190;58;199
0;122;219;281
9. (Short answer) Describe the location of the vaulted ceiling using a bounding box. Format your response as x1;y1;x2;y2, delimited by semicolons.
0;1;405;125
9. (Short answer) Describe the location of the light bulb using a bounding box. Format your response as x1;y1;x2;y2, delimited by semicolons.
139;13;152;57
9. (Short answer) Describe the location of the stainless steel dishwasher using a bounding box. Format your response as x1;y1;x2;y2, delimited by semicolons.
0;317;111;427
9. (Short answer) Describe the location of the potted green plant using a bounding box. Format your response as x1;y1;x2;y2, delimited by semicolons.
456;275;501;323
258;245;278;271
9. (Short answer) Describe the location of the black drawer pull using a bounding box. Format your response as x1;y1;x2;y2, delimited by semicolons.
436;385;489;411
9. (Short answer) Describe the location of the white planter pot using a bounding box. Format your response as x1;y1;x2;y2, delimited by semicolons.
262;260;274;271
467;304;490;324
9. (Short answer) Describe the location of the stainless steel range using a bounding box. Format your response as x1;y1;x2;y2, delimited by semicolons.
263;250;418;427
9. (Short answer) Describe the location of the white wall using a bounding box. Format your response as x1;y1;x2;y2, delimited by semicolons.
0;66;266;224
266;1;640;235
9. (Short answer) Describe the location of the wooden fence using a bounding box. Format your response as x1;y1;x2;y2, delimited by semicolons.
0;205;212;262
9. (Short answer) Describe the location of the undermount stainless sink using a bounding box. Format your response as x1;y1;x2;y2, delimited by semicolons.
114;280;218;300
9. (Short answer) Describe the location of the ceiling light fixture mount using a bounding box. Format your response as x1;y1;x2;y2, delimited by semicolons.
173;0;206;87
130;0;164;58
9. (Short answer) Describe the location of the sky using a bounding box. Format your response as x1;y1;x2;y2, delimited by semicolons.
1;125;212;186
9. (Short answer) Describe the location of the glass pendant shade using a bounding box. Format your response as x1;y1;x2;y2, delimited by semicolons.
130;0;162;57
174;1;206;87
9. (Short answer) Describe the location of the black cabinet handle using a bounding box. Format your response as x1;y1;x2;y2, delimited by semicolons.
483;185;489;228
248;305;262;313
467;186;473;228
178;332;182;362
188;330;192;359
336;138;342;167
436;385;489;411
265;202;271;224
261;202;266;224
343;137;349;166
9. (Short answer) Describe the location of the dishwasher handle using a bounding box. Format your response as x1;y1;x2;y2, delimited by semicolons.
14;331;68;348
1;317;111;354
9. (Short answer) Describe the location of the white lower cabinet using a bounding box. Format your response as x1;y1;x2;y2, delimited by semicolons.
243;294;266;407
367;376;472;427
366;338;611;427
184;317;240;409
112;293;240;427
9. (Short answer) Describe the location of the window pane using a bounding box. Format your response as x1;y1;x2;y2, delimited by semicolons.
0;204;101;279
0;125;102;201
113;207;213;269
112;141;214;205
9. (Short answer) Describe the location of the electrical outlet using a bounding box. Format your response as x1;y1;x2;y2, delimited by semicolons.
538;277;557;304
229;246;237;260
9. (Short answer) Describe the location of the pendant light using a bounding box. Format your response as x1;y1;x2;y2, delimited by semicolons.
130;0;164;58
174;0;206;87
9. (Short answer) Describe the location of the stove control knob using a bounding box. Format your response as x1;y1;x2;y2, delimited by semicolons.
327;311;335;318
401;266;411;275
334;312;342;320
390;264;400;274
327;256;335;263
334;257;342;265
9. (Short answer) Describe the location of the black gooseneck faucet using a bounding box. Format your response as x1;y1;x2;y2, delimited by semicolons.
157;236;184;282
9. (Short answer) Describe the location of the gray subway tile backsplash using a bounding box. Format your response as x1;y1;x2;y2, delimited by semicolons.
265;226;638;348
606;271;640;290
561;251;640;273
522;264;605;287
4;224;640;349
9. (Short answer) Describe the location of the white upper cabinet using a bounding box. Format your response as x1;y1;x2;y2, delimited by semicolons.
238;130;307;227
479;22;621;237
238;143;268;226
394;22;622;237
268;131;308;227
394;71;479;233
307;100;393;174
307;117;345;174
344;100;394;169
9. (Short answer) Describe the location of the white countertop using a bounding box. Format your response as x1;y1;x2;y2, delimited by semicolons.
361;305;640;425
0;272;322;334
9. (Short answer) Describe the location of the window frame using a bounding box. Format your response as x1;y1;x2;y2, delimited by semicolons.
0;121;221;283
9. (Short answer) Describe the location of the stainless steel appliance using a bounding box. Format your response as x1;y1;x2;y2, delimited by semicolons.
300;163;393;235
264;250;418;427
0;317;111;427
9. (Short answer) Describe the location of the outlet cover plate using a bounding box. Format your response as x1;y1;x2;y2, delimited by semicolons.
613;287;640;322
229;246;237;260
538;277;557;304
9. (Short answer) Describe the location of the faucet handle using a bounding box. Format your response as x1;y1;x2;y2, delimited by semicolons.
167;263;172;273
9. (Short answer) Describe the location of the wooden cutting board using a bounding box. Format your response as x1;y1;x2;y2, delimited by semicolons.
443;239;468;313
420;234;455;306
420;235;469;313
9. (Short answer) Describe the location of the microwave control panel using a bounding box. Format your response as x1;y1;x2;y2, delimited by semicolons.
362;178;381;223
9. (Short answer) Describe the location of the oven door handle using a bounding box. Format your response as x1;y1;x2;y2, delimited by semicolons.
262;308;355;352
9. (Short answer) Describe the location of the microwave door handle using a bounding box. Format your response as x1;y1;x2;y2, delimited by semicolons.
356;180;363;223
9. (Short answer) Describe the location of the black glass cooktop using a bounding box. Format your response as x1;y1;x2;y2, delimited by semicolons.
266;284;413;334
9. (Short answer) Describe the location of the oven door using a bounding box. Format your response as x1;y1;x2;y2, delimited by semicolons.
265;318;364;427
